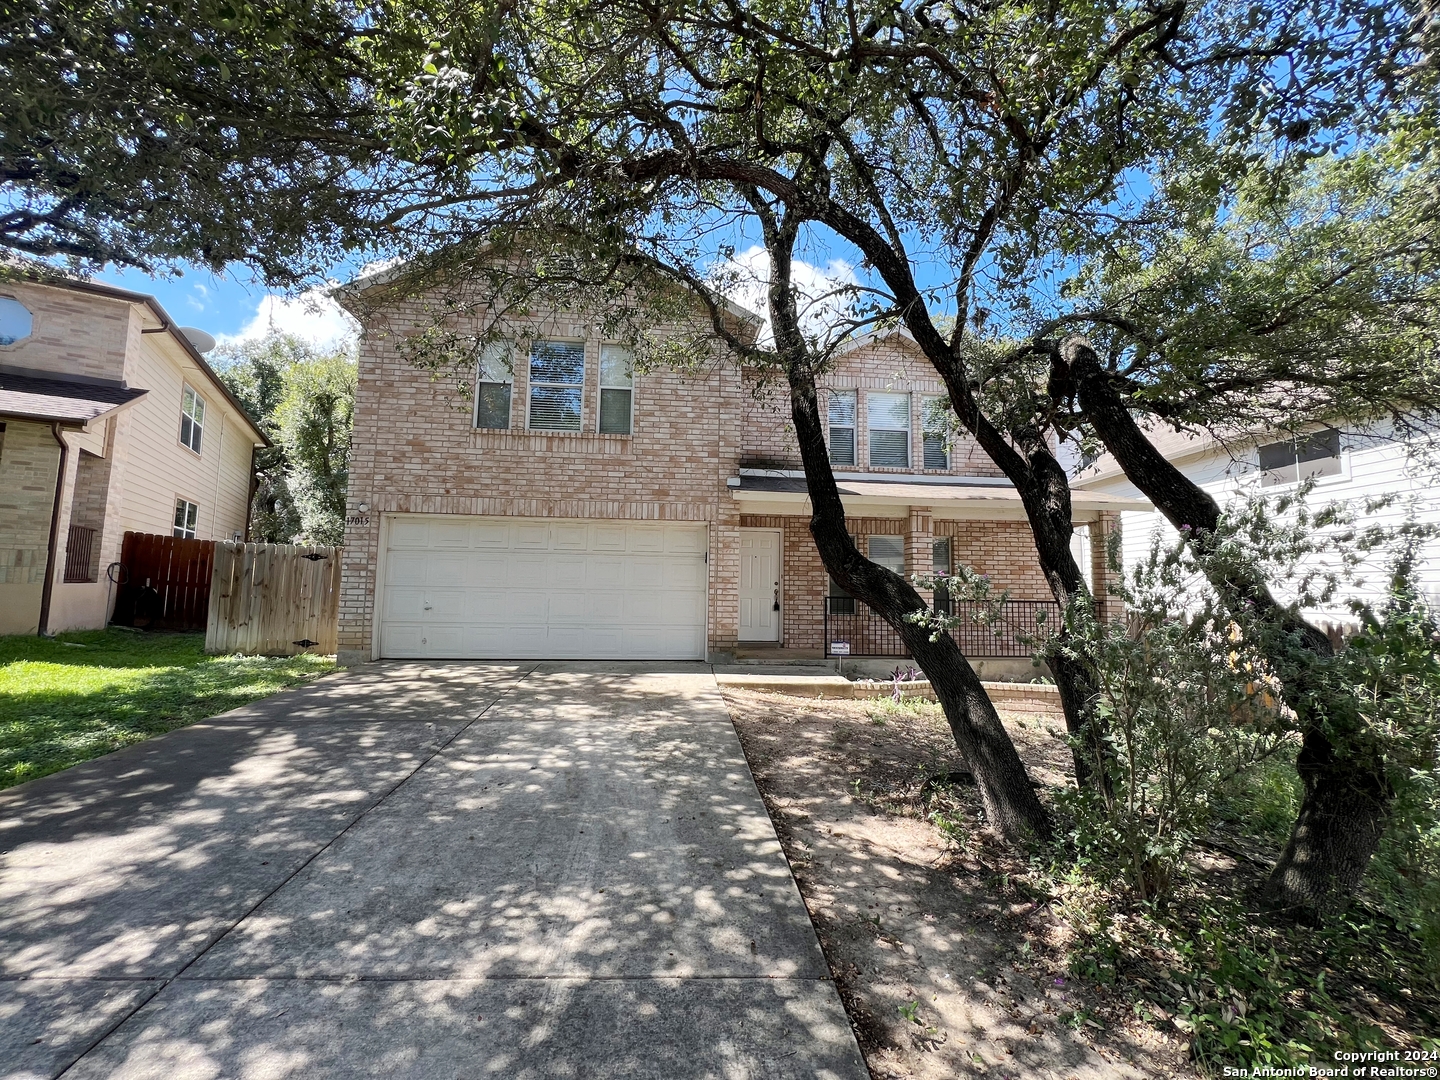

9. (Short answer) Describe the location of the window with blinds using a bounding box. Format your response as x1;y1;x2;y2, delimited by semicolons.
1258;428;1342;487
528;340;585;431
923;395;949;469
599;345;633;434
868;534;905;574
475;342;513;429
868;392;909;467
828;390;856;466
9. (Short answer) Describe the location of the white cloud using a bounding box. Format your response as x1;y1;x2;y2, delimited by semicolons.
714;245;862;347
217;288;358;351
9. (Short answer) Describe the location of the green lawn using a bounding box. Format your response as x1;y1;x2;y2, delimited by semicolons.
0;629;335;790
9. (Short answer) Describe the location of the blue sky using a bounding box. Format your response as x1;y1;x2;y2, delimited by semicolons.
96;264;358;349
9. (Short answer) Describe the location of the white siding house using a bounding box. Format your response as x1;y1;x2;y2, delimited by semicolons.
1073;423;1440;631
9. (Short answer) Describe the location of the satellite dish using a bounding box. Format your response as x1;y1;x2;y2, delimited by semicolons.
179;326;216;353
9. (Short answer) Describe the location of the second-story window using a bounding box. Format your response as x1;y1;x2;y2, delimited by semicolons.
180;385;205;454
475;342;513;430
599;345;633;434
923;396;950;469
528;340;585;431
828;390;856;466
868;392;910;467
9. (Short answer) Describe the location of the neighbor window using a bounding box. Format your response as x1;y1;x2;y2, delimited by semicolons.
599;345;633;435
528;339;585;431
827;576;856;615
475;342;513;430
923;396;950;470
179;385;205;454
0;297;32;346
868;534;906;575
868;392;910;467
1258;428;1342;487
828;390;856;466
173;498;199;539
932;538;952;615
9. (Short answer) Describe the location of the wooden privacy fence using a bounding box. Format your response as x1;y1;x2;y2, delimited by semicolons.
205;541;342;656
113;532;216;631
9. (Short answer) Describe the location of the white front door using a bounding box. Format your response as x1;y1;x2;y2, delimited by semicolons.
738;529;781;642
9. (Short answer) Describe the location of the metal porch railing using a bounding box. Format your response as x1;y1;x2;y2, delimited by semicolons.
823;596;1062;658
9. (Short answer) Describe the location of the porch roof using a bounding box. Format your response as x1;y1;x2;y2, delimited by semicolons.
729;472;1150;521
0;370;148;427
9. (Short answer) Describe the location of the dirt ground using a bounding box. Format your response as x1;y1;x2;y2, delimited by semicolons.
723;687;1196;1080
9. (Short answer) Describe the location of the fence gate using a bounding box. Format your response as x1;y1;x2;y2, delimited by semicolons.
112;532;216;630
205;542;342;656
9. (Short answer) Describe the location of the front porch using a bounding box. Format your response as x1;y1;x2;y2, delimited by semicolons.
729;470;1144;661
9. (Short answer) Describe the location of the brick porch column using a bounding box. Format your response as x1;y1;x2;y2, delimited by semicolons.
1090;511;1121;621
906;506;934;604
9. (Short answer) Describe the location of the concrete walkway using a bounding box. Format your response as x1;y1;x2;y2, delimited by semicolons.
0;663;866;1080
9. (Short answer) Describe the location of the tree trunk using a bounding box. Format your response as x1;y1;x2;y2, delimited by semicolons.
785;362;1052;842
751;204;1050;843
1066;337;1392;916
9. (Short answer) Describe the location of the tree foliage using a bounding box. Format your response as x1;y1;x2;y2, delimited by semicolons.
213;334;355;544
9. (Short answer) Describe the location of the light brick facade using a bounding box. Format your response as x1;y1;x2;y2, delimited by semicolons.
339;285;1128;663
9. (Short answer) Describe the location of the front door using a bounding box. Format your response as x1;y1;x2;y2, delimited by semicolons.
738;529;782;642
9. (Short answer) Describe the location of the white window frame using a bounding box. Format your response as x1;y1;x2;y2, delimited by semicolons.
1258;428;1345;488
179;384;205;455
173;498;200;539
922;395;950;470
827;390;857;466
867;391;910;468
527;339;586;432
598;344;634;435
474;342;514;430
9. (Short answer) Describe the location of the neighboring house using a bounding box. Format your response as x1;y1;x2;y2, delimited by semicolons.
0;276;267;635
1073;422;1440;629
336;272;1143;665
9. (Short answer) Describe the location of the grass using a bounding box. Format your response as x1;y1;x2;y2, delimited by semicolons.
0;628;335;789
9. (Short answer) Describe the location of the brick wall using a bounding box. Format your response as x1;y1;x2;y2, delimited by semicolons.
0;420;60;586
0;282;132;383
739;332;1004;477
337;288;751;660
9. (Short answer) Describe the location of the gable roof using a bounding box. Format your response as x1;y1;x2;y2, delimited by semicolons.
8;274;269;446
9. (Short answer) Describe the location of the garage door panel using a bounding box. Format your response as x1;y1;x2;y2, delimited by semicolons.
587;559;626;588
380;516;707;659
388;520;431;549
387;553;431;587
553;523;589;550
666;528;706;554
384;589;425;619
663;561;706;589
547;557;588;589
462;554;512;588
592;526;627;551
473;521;509;547
510;557;554;589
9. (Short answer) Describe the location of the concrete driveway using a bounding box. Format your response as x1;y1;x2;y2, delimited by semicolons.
0;663;866;1080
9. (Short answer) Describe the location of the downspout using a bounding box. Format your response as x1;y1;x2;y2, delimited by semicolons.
37;422;69;636
244;443;258;542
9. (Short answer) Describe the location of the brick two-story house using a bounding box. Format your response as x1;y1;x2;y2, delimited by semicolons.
335;277;1141;665
0;276;266;635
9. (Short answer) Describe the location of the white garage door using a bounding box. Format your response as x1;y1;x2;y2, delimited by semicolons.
379;515;708;660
